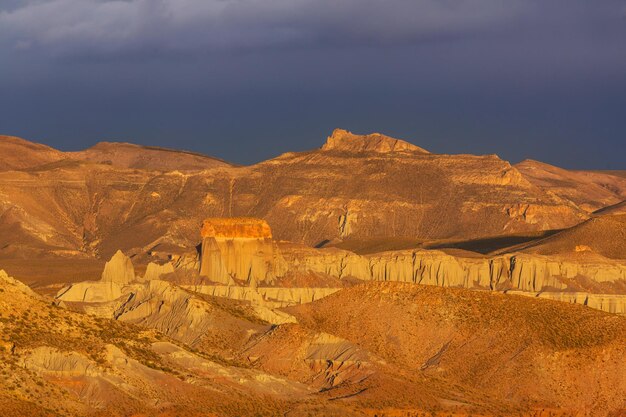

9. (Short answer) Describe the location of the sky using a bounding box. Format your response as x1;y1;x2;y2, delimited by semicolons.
1;0;625;168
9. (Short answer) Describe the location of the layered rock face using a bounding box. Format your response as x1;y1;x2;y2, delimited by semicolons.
55;235;626;315
199;218;281;285
192;218;342;309
274;244;626;313
254;144;587;246
187;284;340;309
183;218;626;314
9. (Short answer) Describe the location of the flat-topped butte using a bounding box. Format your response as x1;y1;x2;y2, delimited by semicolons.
201;217;273;239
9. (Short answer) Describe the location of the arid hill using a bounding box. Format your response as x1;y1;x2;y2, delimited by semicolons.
0;124;624;417
515;159;626;212
0;130;596;268
0;269;311;416
595;200;626;216
20;244;623;417
286;282;626;416
514;213;626;260
0;135;64;171
68;141;232;171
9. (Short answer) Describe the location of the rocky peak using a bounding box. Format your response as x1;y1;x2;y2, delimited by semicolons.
101;250;135;285
321;128;429;154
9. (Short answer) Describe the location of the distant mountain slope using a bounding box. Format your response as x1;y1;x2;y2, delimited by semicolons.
515;159;626;212
0;135;232;172
68;141;232;171
0;135;65;170
0;130;593;261
251;131;586;245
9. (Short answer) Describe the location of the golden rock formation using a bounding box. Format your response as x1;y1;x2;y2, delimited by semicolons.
322;128;429;154
199;217;279;285
201;217;273;239
56;251;137;303
267;244;626;313
283;246;626;289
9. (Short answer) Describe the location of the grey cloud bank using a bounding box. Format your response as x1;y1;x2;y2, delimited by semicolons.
0;0;625;168
1;0;524;54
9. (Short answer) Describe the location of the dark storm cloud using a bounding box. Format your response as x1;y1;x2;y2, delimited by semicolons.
0;0;527;55
1;0;625;168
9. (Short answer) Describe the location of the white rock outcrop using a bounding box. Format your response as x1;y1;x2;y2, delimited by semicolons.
101;250;135;284
143;261;174;281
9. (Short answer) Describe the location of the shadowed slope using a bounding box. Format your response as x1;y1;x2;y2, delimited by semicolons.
594;200;626;216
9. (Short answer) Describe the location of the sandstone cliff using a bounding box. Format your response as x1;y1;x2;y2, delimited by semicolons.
268;243;626;313
199;218;281;285
182;220;626;314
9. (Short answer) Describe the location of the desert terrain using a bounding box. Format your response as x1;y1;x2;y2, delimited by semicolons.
0;129;625;416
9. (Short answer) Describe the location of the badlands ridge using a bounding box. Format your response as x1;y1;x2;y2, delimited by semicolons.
0;130;625;416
